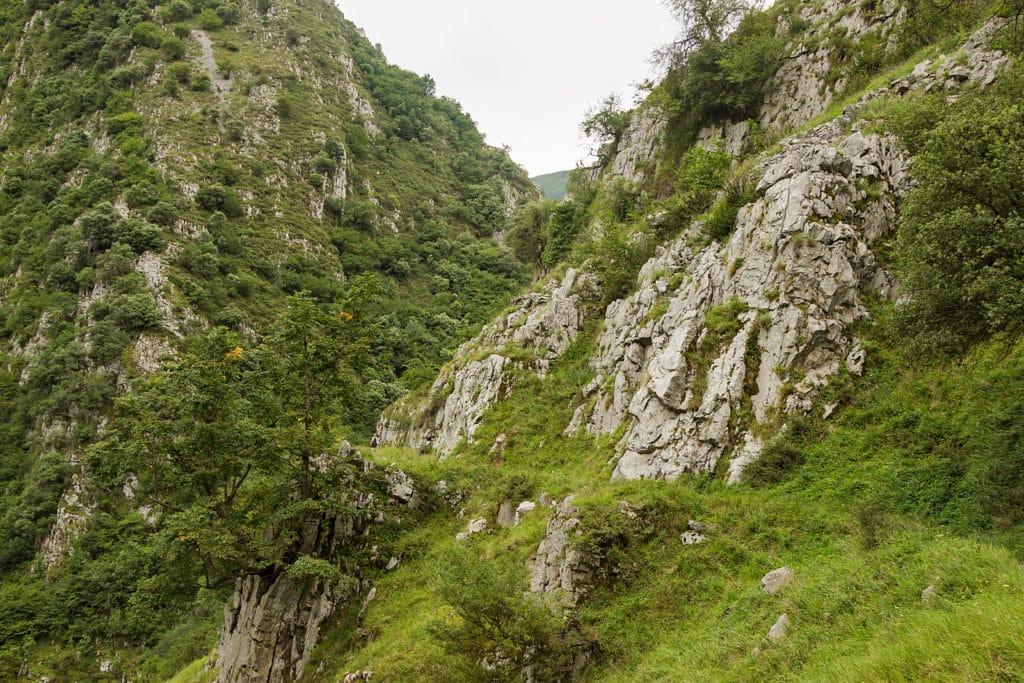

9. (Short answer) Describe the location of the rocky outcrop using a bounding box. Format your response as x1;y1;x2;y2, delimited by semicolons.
568;120;909;482
217;573;340;683
564;19;1009;484
37;463;93;572
603;107;667;185
528;498;601;609
376;268;601;455
216;451;413;682
758;0;903;132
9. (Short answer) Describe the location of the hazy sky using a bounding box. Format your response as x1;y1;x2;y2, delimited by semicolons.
337;1;678;177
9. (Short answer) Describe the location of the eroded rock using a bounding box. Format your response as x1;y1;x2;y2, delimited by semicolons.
762;567;795;595
217;573;339;683
376;268;600;455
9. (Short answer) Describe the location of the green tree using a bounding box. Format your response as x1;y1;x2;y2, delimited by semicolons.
581;93;632;164
431;550;594;682
893;73;1024;355
507;200;554;268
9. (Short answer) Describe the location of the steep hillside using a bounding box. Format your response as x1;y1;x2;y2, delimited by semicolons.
2;0;1024;681
353;1;1024;681
532;170;571;201
0;0;537;679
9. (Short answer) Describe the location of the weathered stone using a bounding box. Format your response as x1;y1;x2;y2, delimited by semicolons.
514;501;537;525
680;531;707;545
216;573;340;683
767;613;790;641
528;498;599;608
921;585;938;603
571;124;911;483
602;106;667;186
496;502;516;528
456;517;488;542
385;469;417;507
376;269;600;456
762;567;795;595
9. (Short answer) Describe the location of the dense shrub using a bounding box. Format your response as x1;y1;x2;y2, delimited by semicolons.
431;551;594;681
890;67;1024;356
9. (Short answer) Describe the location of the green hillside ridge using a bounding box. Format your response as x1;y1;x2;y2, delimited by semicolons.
532;170;571;201
1;0;1024;681
0;0;536;678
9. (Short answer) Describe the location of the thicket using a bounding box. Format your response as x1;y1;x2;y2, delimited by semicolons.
886;63;1024;357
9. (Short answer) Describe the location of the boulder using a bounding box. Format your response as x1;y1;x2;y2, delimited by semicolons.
762;567;795;595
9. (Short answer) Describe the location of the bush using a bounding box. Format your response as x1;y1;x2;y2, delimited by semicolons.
111;293;162;331
167;62;191;84
890;69;1024;356
158;0;193;23
130;22;164;49
161;36;185;61
147;201;178;227
197;8;223;30
431;550;593;681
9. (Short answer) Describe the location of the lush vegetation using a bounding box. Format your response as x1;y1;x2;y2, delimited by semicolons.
886;65;1024;357
3;0;1024;680
531;169;571;201
0;0;535;677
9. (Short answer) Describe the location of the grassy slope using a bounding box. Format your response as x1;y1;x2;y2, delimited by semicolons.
300;318;1023;682
286;32;1024;681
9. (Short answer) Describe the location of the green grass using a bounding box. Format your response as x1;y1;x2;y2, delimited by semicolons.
306;322;1024;682
164;655;217;683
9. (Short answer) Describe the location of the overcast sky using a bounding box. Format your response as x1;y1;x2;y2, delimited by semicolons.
336;1;678;177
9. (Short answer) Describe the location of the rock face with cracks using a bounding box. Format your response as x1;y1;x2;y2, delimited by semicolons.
375;268;601;455
569;120;910;483
528;498;602;609
216;573;339;683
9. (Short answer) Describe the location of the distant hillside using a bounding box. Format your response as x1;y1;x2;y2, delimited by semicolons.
531;169;571;200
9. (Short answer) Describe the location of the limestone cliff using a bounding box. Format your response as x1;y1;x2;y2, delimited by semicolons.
376;268;602;454
378;18;1009;485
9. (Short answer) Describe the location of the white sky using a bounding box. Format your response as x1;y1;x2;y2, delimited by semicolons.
336;1;678;177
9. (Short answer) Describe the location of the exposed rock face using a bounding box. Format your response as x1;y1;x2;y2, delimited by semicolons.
762;566;795;595
217;573;339;683
564;19;1009;484
569;120;910;482
217;453;407;682
604;107;668;185
758;0;902;132
38;465;94;572
528;498;600;608
375;268;600;455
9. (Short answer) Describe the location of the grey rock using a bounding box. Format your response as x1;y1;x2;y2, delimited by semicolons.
571;124;911;484
216;573;339;683
375;269;600;456
762;567;796;595
385;469;417;507
680;531;707;545
528;498;599;608
38;469;94;572
922;585;938;603
767;613;790;641
603;106;667;185
514;501;537;525
496;502;516;529
456;517;488;542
